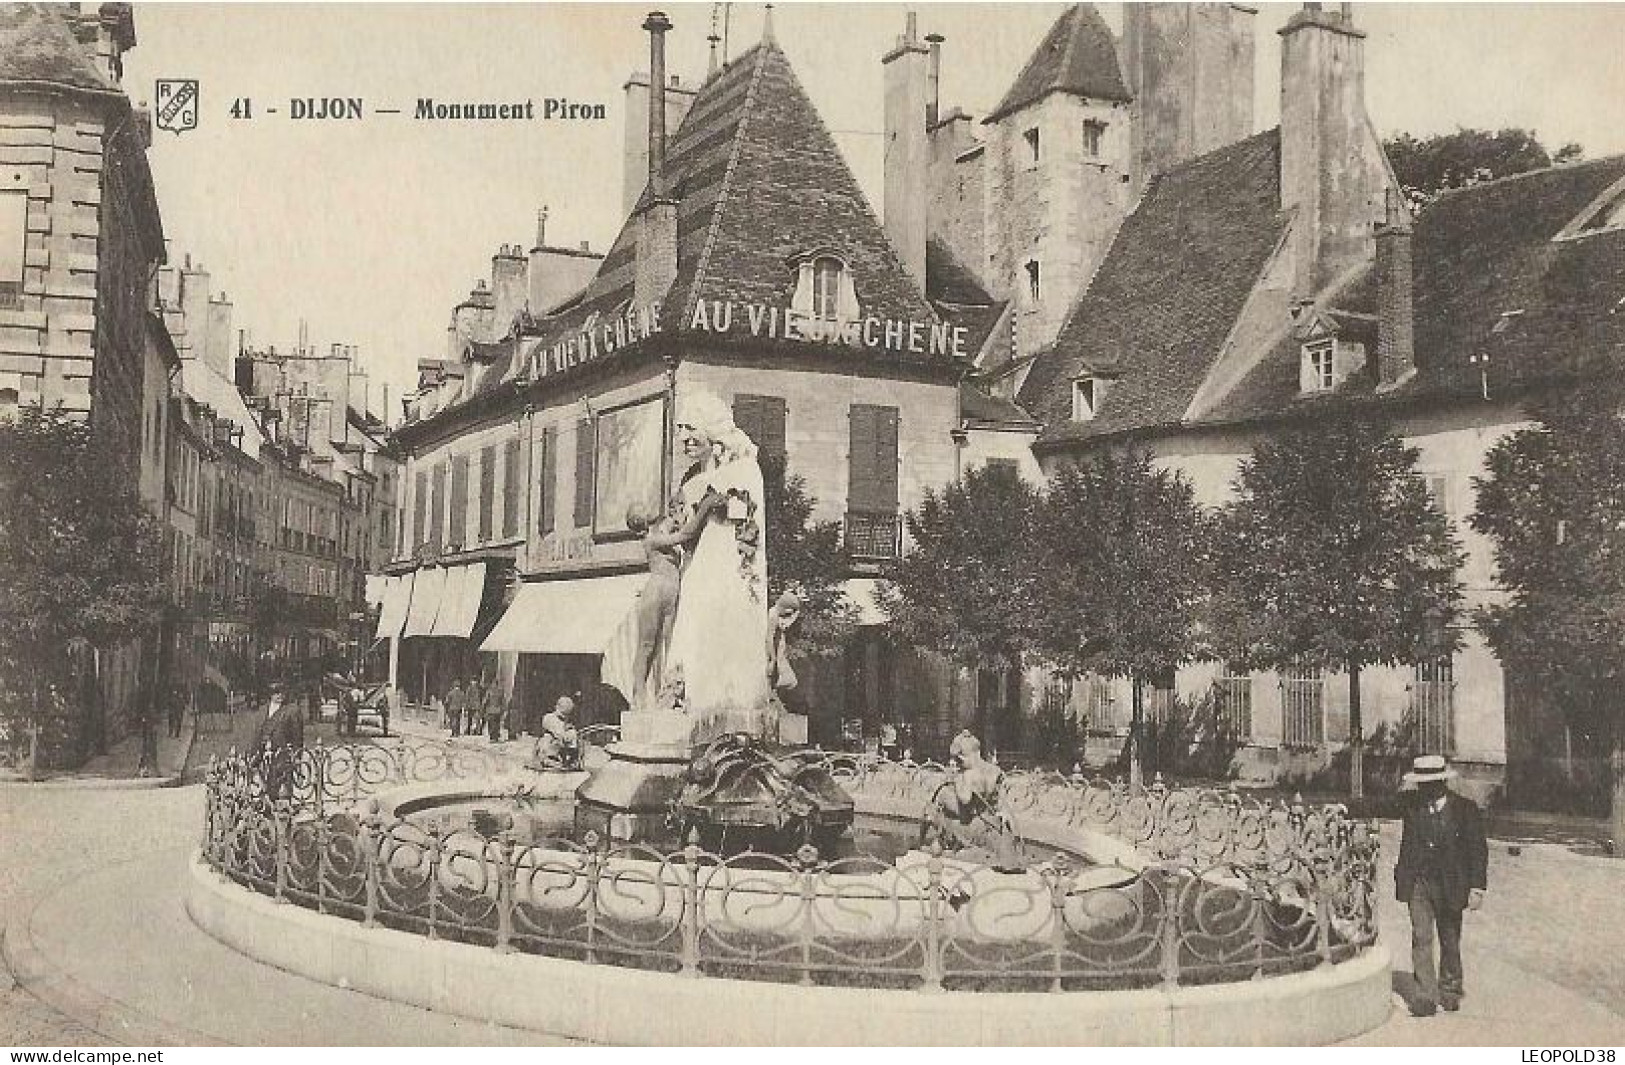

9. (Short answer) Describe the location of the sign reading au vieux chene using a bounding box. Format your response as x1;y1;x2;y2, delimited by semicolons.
520;300;968;381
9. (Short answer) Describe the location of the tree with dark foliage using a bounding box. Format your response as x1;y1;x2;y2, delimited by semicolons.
1384;127;1582;209
1470;369;1625;849
0;408;169;774
1031;450;1208;792
1209;417;1463;798
880;464;1040;741
760;453;857;661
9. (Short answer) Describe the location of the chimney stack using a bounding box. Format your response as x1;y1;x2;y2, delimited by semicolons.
644;11;673;197
882;11;931;292
1279;2;1388;298
925;33;944;128
635;12;680;309
491;243;528;332
1375;188;1415;389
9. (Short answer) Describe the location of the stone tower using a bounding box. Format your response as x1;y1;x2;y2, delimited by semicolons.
1122;3;1257;194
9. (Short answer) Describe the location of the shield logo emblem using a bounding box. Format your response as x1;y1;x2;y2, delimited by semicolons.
155;79;199;134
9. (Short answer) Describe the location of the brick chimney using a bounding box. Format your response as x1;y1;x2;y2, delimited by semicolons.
1375;187;1415;389
1278;2;1388;298
490;243;528;331
634;12;679;310
882;11;930;291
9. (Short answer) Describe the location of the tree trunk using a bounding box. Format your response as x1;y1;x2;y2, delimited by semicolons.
1348;659;1365;800
1129;675;1144;795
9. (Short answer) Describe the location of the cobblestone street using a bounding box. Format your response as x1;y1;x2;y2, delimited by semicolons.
3;768;1623;1046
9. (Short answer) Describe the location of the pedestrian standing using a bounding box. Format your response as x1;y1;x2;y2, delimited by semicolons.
446;678;466;738
1394;754;1488;1017
465;679;482;736
483;678;506;743
166;681;187;738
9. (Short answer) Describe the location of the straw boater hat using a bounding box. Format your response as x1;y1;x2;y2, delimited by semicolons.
1402;754;1456;785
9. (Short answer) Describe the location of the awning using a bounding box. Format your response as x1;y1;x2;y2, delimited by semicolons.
430;562;488;638
402;567;447;637
481;574;647;654
843;578;891;626
364;574;387;609
374;573;415;640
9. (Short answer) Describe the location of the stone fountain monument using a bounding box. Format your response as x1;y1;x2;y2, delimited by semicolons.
574;391;853;848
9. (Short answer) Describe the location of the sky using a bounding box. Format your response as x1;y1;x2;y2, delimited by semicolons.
119;3;1625;422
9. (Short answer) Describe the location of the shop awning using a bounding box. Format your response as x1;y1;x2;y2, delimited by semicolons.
843;578;891;626
430;562;488;638
364;574;387;609
481;574;647;655
374;573;415;640
401;567;447;637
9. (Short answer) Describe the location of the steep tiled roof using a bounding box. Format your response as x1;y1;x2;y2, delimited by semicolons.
1022;129;1286;443
0;3;116;94
986;4;1130;124
960;383;1035;425
1210;155;1625;423
926;238;1006;357
501;41;941;393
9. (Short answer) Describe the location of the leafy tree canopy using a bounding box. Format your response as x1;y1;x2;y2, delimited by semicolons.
1030;449;1208;684
761;453;858;659
1470;368;1625;685
879;463;1040;672
1384;127;1583;208
1209;416;1464;674
0;407;170;686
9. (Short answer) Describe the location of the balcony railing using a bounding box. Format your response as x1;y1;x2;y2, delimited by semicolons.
844;510;901;560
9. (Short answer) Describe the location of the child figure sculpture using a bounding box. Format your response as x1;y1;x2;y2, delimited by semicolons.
624;492;719;709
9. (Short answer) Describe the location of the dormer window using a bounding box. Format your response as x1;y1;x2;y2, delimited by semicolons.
1024;127;1041;166
1303;339;1336;392
1082;120;1105;158
792;254;859;321
1072;375;1110;421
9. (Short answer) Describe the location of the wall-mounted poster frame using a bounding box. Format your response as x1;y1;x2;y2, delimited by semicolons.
591;391;670;543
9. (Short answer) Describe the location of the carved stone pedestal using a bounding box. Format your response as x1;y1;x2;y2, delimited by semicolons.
573;710;696;844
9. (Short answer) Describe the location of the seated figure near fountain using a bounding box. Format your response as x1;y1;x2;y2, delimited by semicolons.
924;732;1024;871
531;696;582;771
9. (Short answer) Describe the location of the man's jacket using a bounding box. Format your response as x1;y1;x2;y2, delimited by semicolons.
1394;790;1488;910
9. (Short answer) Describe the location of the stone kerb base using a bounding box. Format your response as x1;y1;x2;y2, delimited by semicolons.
186;783;1394;1045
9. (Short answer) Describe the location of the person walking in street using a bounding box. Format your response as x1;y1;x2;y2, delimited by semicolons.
1394;754;1488;1017
446;678;466;738
483;677;506;743
252;682;306;802
166;681;187;739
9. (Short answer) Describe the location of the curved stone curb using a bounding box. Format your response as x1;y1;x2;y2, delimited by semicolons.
3;881;228;1047
0;773;185;791
186;852;1393;1046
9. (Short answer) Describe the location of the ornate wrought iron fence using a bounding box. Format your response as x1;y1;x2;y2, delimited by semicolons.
200;739;1379;993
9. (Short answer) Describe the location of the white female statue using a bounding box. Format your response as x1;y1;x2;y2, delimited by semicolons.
662;390;773;740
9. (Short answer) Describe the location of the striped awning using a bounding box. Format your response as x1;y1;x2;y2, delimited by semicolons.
374;573;415;640
401;567;447;637
429;562;488;638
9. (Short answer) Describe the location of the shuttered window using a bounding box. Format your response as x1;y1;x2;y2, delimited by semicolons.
732;394;787;467
574;418;595;528
414;469;428;549
501;438;521;539
478;445;495;542
538;427;557;536
847;404;900;513
430;462;446;552
449;453;469;547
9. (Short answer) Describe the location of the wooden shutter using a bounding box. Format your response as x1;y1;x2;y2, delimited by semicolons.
478;445;495;542
733;394;787;466
414;469;428;549
430;462;446;551
501;438;520;538
848;404;898;513
538;426;557;536
449;453;469;546
574;418;595;528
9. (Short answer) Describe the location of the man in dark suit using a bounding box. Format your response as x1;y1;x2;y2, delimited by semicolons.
1394;754;1488;1017
252;682;305;801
